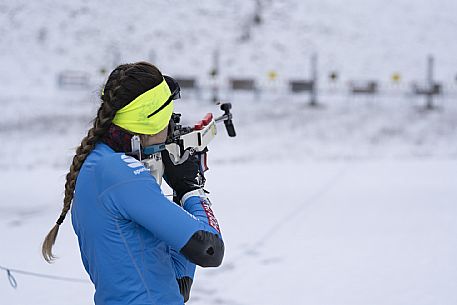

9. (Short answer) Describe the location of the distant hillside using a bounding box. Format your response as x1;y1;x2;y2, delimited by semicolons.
1;0;456;95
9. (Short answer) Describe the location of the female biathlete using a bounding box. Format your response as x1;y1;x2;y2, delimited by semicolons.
42;62;224;305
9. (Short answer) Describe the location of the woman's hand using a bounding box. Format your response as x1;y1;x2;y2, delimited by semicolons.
161;149;205;202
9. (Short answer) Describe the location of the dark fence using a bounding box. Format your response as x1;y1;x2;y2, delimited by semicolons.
229;78;257;91
350;81;378;94
57;71;90;89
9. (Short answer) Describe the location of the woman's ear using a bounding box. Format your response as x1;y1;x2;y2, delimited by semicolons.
139;134;150;147
139;128;168;147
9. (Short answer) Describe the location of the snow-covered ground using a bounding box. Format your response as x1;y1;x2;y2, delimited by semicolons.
191;159;457;305
1;0;457;304
1;95;456;305
1;154;456;305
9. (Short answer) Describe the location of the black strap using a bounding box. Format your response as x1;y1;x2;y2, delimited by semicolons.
147;95;173;118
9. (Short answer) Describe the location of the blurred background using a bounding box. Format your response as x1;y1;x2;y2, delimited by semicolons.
0;0;456;304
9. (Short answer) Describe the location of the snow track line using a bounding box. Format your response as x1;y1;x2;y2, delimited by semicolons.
254;164;350;248
0;264;90;289
222;163;351;267
198;164;352;296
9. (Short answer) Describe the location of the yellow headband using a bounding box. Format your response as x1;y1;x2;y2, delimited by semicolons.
112;79;174;134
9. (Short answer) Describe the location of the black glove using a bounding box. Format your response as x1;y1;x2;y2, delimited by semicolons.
161;149;205;202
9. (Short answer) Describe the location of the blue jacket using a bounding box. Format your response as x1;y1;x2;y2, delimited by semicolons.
71;143;223;305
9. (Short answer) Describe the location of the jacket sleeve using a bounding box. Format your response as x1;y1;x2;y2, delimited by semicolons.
97;155;224;267
179;195;224;267
171;194;224;301
170;248;196;302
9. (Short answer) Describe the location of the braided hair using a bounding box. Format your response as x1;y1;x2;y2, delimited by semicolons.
42;62;164;262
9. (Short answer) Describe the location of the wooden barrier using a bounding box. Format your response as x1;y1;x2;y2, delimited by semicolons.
349;81;378;94
289;80;315;93
288;54;319;106
57;71;90;90
174;77;201;99
229;78;257;91
412;83;442;95
174;77;198;90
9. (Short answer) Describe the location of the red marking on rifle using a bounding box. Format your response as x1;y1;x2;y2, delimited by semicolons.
194;122;204;130
202;113;213;126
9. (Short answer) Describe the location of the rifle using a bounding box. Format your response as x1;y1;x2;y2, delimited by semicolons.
166;102;236;168
138;103;236;185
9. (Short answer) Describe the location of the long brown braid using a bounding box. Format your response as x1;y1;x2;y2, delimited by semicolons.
42;62;164;262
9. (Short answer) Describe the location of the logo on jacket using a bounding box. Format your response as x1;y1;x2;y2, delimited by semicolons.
201;199;221;233
121;155;149;175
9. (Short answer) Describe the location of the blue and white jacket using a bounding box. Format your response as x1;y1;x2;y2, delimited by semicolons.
71;143;224;305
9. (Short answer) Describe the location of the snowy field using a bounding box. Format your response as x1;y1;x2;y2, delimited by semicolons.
1;94;456;305
1;153;457;305
1;0;457;304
